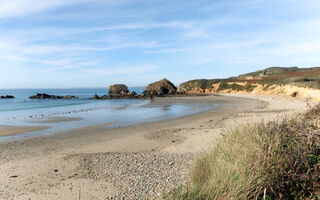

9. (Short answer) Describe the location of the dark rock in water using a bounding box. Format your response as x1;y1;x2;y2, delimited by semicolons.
99;95;109;99
107;84;140;99
90;91;140;99
90;94;110;99
92;94;100;99
142;78;177;97
92;80;177;100
0;95;15;99
30;93;56;99
129;91;137;96
109;84;129;96
29;93;78;99
63;95;79;99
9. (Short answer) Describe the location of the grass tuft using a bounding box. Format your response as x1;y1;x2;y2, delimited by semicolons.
165;105;320;200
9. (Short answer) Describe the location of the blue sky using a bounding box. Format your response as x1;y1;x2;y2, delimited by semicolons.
1;0;320;88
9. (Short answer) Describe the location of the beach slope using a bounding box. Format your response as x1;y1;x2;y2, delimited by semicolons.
0;94;310;199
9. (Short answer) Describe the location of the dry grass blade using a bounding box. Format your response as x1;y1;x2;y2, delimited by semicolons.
165;104;320;200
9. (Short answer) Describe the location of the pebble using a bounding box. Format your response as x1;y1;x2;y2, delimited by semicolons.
76;152;196;199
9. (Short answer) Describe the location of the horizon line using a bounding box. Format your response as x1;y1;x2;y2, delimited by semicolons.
0;86;147;90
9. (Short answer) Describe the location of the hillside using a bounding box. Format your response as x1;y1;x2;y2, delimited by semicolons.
178;66;320;101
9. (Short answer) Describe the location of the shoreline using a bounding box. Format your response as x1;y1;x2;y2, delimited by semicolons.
0;125;50;137
0;94;312;199
0;95;259;144
0;98;212;141
36;117;82;124
0;117;83;138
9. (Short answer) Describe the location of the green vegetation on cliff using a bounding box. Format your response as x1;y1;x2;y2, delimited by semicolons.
217;82;257;92
165;105;320;200
178;66;320;93
178;79;222;92
217;82;242;91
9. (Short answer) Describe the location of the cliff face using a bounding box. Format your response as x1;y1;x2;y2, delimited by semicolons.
179;81;320;101
178;79;222;94
178;66;320;101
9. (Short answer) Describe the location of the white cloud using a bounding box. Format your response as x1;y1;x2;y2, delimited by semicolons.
1;0;320;88
0;0;137;19
0;0;76;18
0;37;161;71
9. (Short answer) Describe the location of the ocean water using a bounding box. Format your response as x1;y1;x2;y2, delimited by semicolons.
0;88;213;141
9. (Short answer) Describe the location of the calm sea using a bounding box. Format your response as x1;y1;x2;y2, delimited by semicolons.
0;88;212;141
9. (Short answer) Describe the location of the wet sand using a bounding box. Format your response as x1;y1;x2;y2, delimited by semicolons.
36;117;82;124
0;116;83;137
0;94;312;199
0;125;50;137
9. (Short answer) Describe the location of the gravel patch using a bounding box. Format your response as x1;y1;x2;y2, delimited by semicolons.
76;152;196;199
143;128;192;142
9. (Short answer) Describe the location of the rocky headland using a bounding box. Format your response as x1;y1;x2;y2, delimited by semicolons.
178;66;320;101
28;67;320;102
94;67;320;102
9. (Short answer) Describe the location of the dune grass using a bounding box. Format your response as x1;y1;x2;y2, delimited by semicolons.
165;105;320;200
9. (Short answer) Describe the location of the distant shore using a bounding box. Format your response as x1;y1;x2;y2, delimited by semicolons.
0;94;311;199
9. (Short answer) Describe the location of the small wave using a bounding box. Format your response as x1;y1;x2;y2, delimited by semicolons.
0;101;87;112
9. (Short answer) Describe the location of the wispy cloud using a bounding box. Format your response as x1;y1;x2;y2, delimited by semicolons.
0;40;159;55
1;0;320;88
0;0;75;18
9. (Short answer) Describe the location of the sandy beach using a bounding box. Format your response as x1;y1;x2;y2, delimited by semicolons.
0;94;311;200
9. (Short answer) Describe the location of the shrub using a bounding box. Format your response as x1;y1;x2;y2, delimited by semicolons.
243;84;257;92
218;82;243;91
165;105;320;200
317;79;320;89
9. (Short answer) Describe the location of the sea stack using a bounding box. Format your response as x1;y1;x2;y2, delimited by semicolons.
109;84;130;97
142;78;177;97
108;84;138;98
